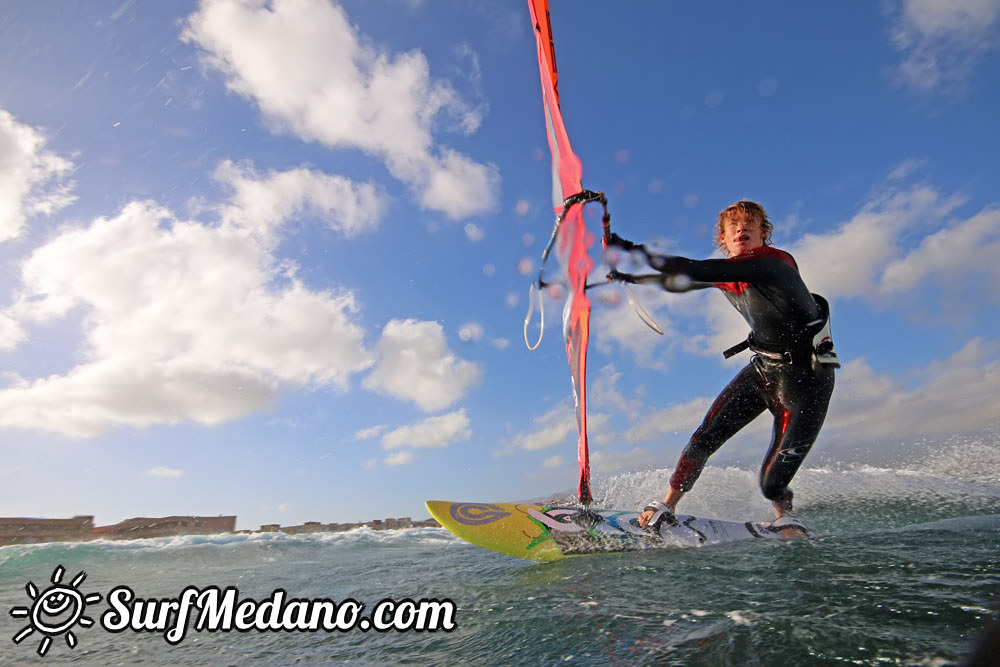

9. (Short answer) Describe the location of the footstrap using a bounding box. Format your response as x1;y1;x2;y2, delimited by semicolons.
641;500;676;531
771;514;803;528
643;500;669;513
770;514;812;536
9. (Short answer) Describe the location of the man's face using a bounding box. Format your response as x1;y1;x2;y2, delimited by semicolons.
721;214;764;256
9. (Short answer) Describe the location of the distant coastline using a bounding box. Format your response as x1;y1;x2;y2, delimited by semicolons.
0;514;441;547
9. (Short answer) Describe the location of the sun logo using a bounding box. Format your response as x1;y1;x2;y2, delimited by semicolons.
9;565;102;656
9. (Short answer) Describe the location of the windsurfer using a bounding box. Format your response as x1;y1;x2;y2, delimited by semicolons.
608;201;838;526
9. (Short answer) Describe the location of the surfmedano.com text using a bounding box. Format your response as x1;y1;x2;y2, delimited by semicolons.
102;586;457;644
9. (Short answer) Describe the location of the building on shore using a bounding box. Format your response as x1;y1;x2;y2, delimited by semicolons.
93;516;236;540
0;515;234;546
0;514;440;547
0;516;96;545
267;517;441;534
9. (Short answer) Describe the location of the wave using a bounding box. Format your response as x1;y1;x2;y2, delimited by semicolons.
887;513;1000;533
0;526;458;562
590;438;1000;521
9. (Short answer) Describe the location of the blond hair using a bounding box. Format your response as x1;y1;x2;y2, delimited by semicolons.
715;200;773;255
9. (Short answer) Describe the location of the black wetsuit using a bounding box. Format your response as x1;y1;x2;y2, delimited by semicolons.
650;246;836;504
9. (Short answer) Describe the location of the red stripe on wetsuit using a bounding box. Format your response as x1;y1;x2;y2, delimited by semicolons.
670;455;704;492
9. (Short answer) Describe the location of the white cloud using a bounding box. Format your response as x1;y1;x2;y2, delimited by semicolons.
0;109;76;242
786;180;1000;312
888;0;1000;93
214;160;386;241
694;291;753;361
0;168;376;436
381;409;471;449
182;0;499;220
0;312;24;351
363;319;481;411
147;466;183;478
791;184;964;299
879;206;1000;295
589;364;642;423
506;404;575;452
355;424;387;440
383;450;416;466
0;360;277;437
593;285;676;365
541;455;563;469
590;447;650;475
825;338;1000;443
902;0;1000;34
596;338;1000;466
502;392;616;456
623;397;718;445
595;282;748;365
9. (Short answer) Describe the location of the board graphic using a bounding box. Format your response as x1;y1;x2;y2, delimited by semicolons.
426;500;811;562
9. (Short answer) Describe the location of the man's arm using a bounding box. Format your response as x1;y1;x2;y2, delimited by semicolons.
604;235;713;292
606;266;713;293
605;235;796;292
646;251;796;290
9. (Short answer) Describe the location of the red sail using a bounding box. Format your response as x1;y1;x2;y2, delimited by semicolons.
527;0;593;504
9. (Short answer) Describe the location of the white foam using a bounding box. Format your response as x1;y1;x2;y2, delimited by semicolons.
726;610;754;626
588;436;1000;518
0;526;456;555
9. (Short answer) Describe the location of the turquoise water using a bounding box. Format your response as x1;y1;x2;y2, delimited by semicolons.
2;447;999;665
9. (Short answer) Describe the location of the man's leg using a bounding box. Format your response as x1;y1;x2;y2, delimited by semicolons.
671;363;767;494
640;363;766;527
759;364;835;516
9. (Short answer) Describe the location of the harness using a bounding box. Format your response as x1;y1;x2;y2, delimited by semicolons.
722;294;840;368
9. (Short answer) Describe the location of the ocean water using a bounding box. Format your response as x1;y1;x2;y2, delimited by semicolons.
2;442;999;666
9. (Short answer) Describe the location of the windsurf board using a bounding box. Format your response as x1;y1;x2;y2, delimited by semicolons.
426;500;811;562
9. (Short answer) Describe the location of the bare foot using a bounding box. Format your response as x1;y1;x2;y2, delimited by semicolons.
771;515;810;539
771;494;794;519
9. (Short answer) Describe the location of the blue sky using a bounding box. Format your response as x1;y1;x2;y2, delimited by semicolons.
0;0;998;530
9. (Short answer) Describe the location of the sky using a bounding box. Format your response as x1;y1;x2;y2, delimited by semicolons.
0;0;998;530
